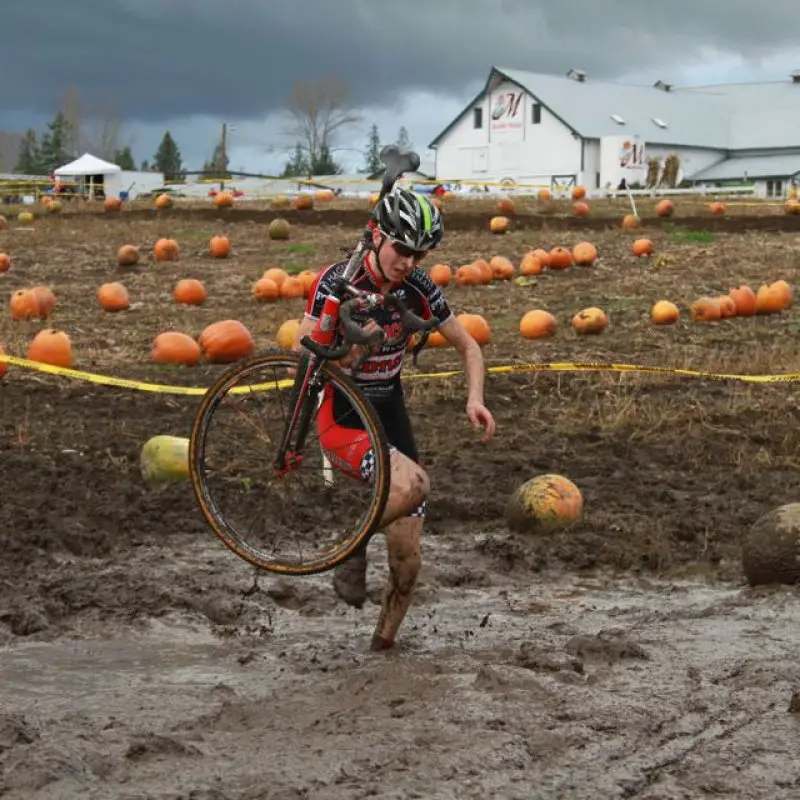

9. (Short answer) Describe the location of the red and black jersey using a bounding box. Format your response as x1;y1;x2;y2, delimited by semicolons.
304;257;453;399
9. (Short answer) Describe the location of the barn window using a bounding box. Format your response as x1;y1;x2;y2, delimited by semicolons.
473;108;483;128
531;103;542;124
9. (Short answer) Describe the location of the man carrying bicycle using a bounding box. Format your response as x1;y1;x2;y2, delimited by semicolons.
295;185;496;652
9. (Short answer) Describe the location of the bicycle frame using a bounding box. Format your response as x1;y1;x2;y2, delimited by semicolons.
272;145;439;475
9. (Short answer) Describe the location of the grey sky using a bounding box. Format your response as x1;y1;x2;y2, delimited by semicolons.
3;1;800;172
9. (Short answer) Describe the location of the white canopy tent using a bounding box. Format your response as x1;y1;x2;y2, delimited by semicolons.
54;153;121;177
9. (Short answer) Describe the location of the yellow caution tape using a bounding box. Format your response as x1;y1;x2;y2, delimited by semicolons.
2;353;800;395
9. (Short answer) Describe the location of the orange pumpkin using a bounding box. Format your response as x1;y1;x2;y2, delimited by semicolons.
572;200;590;217
571;307;608;335
428;263;451;286
31;286;57;318
457;313;491;346
154;193;172;209
690;297;721;322
174;278;207;305
280;276;305;299
315;189;335;203
425;330;450;348
10;289;40;320
28;329;73;367
454;265;481;286
496;197;515;215
214;191;234;208
489;255;515;280
537;188;552;201
572;242;597;266
294;194;314;210
632;238;653;257
104;196;122;212
770;279;793;309
117;244;140;267
650;300;680;325
571;186;586;200
728;285;756;316
252;277;280;302
263;267;288;288
297;269;319;296
489;216;508;234
520;253;544;276
209;235;230;258
472;259;494;284
530;248;551;268
520;309;557;339
655;199;674;217
506;473;583;534
786;199;800;215
548;246;573;270
755;284;784;314
715;295;737;318
709;201;726;215
199;320;255;363
154;238;180;262
622;214;641;229
151;331;202;366
97;282;130;312
0;253;9;273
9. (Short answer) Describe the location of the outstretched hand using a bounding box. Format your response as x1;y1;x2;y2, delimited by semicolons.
466;400;496;443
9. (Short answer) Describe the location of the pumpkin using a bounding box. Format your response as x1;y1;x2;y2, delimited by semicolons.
209;235;230;258
154;193;172;209
548;246;573;270
31;286;56;317
689;297;721;322
214;191;234;208
709;201;726;215
496;197;515;215
315;189;335;202
428;263;451;286
715;295;737;318
10;289;40;320
154;238;180;262
571;185;586;200
651;300;680;325
755;283;785;314
632;238;653;257
252;277;281;302
454;265;481;286
262;267;288;288
572;241;597;266
571;307;607;335
97;281;130;312
537;188;551;201
174;278;207;305
276;319;301;350
0;344;7;378
294;193;314;210
457;313;491;346
741;503;800;586
489;255;515;280
117;244;140;267
28;329;73;367
271;194;290;209
268;219;291;240
770;279;793;309
199;320;255;363
530;248;551;268
297;269;318;296
368;192;380;207
520;309;557;339
425;330;449;348
655;199;674;217
489;216;508;234
140;435;190;486
47;200;62;214
506;474;583;534
572;200;590;217
18;211;34;225
0;253;10;273
280;276;305;299
472;259;494;284
104;196;122;212
728;285;756;316
622;214;641;229
785;199;800;215
151;331;202;366
520;253;544;276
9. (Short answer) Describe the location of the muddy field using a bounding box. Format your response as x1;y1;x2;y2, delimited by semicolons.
2;208;800;798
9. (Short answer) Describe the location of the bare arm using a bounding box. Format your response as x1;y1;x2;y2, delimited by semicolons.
438;317;486;405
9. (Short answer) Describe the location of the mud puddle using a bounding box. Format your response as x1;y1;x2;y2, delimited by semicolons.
2;535;800;799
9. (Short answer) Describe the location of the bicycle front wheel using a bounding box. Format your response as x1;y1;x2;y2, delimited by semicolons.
189;350;391;575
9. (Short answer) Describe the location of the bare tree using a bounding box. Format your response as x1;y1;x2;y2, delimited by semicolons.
58;86;125;160
281;76;361;175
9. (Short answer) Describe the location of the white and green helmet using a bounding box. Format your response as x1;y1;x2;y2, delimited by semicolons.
376;186;443;251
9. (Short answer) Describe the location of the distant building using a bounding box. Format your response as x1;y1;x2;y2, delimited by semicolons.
428;66;800;198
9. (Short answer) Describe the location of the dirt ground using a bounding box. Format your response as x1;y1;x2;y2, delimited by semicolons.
2;208;800;798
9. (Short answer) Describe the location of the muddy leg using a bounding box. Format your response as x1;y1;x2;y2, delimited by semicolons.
370;514;423;651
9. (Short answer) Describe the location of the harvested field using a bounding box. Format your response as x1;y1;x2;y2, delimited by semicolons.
2;205;800;799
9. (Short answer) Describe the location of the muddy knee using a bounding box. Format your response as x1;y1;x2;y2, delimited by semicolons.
391;453;429;509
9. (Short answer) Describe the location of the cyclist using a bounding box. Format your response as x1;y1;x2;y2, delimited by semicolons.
294;185;496;652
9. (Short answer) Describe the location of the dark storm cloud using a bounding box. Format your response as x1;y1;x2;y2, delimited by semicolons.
2;0;799;122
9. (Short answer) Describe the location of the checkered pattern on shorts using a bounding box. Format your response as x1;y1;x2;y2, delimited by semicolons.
359;449;376;483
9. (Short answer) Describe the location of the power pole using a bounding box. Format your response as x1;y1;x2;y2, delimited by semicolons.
220;122;227;190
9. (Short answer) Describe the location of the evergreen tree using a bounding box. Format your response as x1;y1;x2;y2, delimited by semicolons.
362;124;382;174
311;143;340;175
14;129;41;174
38;112;74;173
153;132;184;181
396;125;412;151
281;142;310;178
114;146;136;170
140;158;150;170
202;139;230;180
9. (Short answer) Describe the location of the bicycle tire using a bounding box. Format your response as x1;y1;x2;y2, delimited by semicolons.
188;349;392;576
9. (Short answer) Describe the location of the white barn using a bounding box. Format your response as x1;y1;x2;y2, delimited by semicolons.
428;66;800;198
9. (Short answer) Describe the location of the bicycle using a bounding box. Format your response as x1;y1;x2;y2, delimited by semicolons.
188;146;441;577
